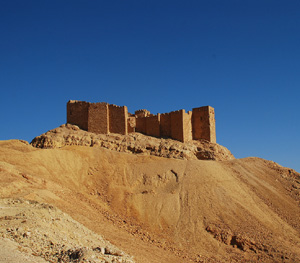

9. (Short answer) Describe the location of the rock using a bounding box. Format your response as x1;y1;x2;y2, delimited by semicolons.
30;124;235;161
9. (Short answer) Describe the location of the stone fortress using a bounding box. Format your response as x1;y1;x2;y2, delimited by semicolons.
67;100;216;143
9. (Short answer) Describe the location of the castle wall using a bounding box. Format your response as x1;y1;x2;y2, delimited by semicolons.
109;104;128;135
67;100;89;131
182;111;192;142
192;106;216;143
88;103;109;134
136;110;192;142
145;114;160;137
66;100;216;144
170;110;184;142
135;117;146;134
160;113;171;138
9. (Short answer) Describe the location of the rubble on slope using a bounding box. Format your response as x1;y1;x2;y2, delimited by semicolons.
0;198;135;263
30;124;234;161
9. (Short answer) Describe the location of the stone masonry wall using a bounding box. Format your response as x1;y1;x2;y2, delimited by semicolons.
160;113;171;138
67;101;89;131
208;107;216;143
67;100;216;143
145;114;161;137
182;111;192;142
135;117;146;134
109;104;128;135
88;103;109;134
192;106;216;143
170;110;184;142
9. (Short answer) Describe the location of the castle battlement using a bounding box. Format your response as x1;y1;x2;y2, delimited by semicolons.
67;100;216;143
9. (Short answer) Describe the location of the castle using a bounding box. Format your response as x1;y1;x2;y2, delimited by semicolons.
67;100;216;143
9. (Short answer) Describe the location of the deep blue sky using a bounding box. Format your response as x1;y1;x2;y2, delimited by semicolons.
1;1;299;172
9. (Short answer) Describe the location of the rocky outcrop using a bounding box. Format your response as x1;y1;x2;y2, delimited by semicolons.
30;124;234;161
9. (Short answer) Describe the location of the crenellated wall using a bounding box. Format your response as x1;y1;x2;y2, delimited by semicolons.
67;100;216;143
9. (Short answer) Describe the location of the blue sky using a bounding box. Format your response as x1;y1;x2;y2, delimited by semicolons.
1;1;299;172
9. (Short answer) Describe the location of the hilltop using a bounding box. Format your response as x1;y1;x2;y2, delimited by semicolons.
0;127;300;262
31;124;234;161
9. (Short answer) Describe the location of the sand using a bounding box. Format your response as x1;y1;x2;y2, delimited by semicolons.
0;139;300;262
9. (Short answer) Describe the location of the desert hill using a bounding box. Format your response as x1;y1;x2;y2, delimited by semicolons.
1;127;300;262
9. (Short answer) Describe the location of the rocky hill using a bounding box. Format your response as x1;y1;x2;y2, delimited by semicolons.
30;124;234;161
1;131;300;262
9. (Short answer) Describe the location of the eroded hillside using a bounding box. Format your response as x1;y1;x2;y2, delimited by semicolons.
1;138;300;262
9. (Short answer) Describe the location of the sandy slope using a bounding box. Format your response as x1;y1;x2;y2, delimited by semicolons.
0;238;47;263
1;139;300;262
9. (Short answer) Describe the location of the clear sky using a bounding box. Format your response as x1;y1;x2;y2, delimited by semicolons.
1;1;299;172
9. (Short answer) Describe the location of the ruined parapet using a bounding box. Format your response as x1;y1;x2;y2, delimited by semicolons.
135;109;151;118
127;116;136;133
192;106;216;143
